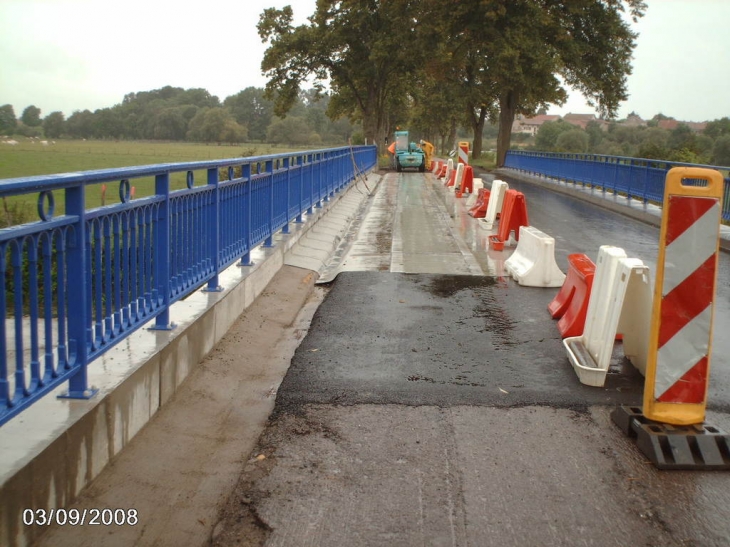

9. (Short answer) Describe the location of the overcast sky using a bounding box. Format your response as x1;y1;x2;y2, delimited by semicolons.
1;0;728;123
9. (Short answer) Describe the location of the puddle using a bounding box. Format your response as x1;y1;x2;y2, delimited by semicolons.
420;275;496;298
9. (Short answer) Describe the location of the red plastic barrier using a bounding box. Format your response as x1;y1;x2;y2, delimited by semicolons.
432;160;442;174
468;188;490;218
488;190;528;251
455;166;473;198
445;169;456;187
437;164;447;178
548;254;596;338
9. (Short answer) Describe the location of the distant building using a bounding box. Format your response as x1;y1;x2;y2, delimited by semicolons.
658;119;679;131
620;114;647;127
686;121;707;133
563;113;598;129
512;114;561;136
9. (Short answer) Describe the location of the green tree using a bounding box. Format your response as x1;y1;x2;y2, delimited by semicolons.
266;116;320;146
712;135;730;166
187;108;246;143
704;117;730;139
153;107;190;140
535;120;573;151
585;120;604;149
257;1;426;152
436;0;645;166
556;129;589;153
637;141;668;160
667;123;696;152
66;110;95;139
42;111;65;138
0;104;17;135
91;108;123;139
21;105;42;127
224;87;273;141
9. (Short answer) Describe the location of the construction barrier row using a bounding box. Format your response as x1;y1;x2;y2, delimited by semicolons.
431;161;726;456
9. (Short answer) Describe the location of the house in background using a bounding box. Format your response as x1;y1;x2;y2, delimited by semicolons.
512;114;560;135
563;113;599;129
619;113;647;127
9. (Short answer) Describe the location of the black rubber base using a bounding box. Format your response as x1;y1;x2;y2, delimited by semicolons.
611;406;730;470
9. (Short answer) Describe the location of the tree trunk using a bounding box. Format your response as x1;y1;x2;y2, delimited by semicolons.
471;106;487;160
363;110;379;152
496;90;518;167
447;118;457;156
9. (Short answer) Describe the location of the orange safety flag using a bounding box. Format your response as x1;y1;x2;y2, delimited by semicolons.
387;142;396;154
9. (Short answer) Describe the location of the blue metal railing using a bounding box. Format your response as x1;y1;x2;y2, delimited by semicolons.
0;145;377;425
504;150;730;222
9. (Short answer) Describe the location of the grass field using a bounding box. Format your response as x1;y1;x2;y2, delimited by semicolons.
0;139;321;225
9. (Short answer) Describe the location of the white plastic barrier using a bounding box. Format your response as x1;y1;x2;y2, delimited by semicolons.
444;158;454;181
504;226;566;287
563;246;651;386
451;163;464;191
479;179;508;230
466;178;484;208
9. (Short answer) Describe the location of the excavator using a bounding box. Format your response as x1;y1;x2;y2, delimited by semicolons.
392;130;426;172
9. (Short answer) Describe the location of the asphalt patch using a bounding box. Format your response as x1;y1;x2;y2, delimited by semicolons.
276;272;644;409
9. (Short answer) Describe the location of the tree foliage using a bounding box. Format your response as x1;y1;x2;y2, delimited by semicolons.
257;1;427;151
42;111;65;139
532;117;730;166
257;0;645;164
21;105;42;127
0;104;17;135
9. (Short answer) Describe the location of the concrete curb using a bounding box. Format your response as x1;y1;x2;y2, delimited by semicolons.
494;168;730;254
0;171;381;547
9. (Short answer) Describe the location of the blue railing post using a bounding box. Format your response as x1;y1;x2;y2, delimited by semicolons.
265;159;274;247
204;168;223;292
296;155;305;223
239;163;253;266
282;157;291;234
151;173;175;330
59;185;97;400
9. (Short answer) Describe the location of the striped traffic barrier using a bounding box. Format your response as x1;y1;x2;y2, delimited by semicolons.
458;141;469;165
643;168;724;426
612;168;730;470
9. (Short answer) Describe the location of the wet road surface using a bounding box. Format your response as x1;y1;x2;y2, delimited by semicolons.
213;171;730;547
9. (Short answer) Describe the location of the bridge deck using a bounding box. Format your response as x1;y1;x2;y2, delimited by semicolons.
35;170;730;547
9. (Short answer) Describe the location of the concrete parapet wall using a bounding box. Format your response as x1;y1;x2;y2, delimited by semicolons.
0;173;378;547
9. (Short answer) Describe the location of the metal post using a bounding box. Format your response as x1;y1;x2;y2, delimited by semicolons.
204;168;223;292
58;185;97;400
150;173;175;329
265;159;274;247
239;163;253;265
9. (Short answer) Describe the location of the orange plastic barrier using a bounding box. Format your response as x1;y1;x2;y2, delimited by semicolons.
437;164;447;178
468;188;490;218
455;166;474;198
488;190;528;251
548;254;596;338
432;160;442;174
